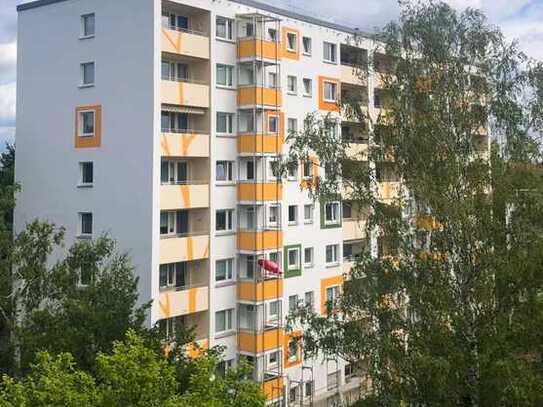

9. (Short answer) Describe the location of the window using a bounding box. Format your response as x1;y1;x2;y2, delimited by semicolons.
287;75;297;94
324;81;338;102
269;251;281;266
304;204;313;224
245;255;255;279
287;247;300;270
79;162;93;185
246;161;255;180
159;317;181;338
287;32;297;51
216;259;234;282
325;202;341;225
268;115;278;133
216;161;234;182
326;244;339;264
216;64;233;87
268;72;278;88
79;212;93;236
287;163;298;180
287;118;298;134
323;42;337;63
345;364;355;383
343;202;352;219
302;161;312;179
343;243;353;261
80;62;95;86
289;386;299;403
215;309;233;333
78;110;95;138
239;303;257;331
289;295;299;312
303;78;312;96
327;371;339;391
216;17;233;40
245;23;254;37
164;13;188;30
159;262;187;290
288;205;298;224
288;338;298;361
304;247;314;267
305;291;314;308
217;112;234;134
268;28;277;42
216;359;234;376
81;13;95;38
302;36;312;55
268;351;279;369
305;381;314;397
268;300;280;321
216;209;234;232
268;205;280;227
161;160;188;184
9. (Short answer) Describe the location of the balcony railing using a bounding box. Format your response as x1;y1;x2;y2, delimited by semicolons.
160;230;208;240
161;127;207;134
161;76;208;85
160;281;208;294
160;179;208;186
162;24;207;37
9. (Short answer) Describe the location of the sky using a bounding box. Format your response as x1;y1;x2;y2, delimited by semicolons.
0;0;542;147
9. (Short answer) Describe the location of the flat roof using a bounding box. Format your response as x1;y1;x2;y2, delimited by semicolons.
17;0;373;38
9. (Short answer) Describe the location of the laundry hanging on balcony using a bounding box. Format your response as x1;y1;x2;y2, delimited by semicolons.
258;259;282;277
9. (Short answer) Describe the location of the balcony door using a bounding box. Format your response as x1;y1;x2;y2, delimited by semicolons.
176;210;189;235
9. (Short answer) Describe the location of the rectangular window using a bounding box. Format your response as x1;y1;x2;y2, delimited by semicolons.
216;359;234;376
324;81;338;102
268;115;279;133
215;309;234;333
159;262;187;290
268;204;280;227
303;161;312;179
81;13;95;38
216;64;234;87
343;202;352;219
287;118;298;134
323;42;337;63
303;78;312;96
287;247;300;270
287;32;297;51
289;295;299;312
304;204;313;224
287;163;298;180
326;244;339;264
81;62;95;86
79;162;93;185
217;112;234;134
304;291;314;308
325;202;341;225
304;247;314;267
216;161;234;182
268;300;281;321
216;259;234;282
268;72;278;88
268;28;277;42
287;75;297;94
216;17;233;40
288;339;298;361
305;381;314;397
245;161;255;180
288;205;297;224
216;209;234;232
79;212;93;236
78;111;95;138
327;371;339;391
302;36;312;55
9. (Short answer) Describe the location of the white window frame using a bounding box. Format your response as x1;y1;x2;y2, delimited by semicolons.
268;115;279;133
215;308;234;334
302;161;312;179
287;118;298;134
216;258;234;283
287;163;298;181
216;112;234;135
287;247;300;270
304;204;314;224
288;205;298;225
80;62;95;87
288;338;299;361
323;41;338;63
303;78;313;97
267;204;280;228
78;110;95;138
80;13;95;39
78;212;93;237
216;161;234;183
286;32;297;52
326;244;340;265
324;81;338;102
216;209;235;233
304;247;314;267
216;16;234;41
304;291;314;308
79;161;93;187
267;299;281;322
302;36;312;55
325;202;341;225
287;75;297;94
216;64;234;88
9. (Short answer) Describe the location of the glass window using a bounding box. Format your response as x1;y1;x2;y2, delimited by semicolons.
268;205;280;226
325;202;341;224
326;244;339;264
216;161;234;182
303;78;312;96
287;118;298;134
287;248;299;270
268;28;277;41
288;339;298;360
303;161;312;179
246;255;255;279
326;286;339;304
288;205;297;224
81;13;95;37
80;162;93;185
217;64;233;87
327;371;339;391
287;32;297;51
216;209;234;232
79;212;92;236
216;259;234;282
287;163;298;180
324;81;338;101
81;62;94;86
268;300;280;320
304;291;314;308
216;17;233;40
268;115;278;133
215;309;233;333
302;36;312;55
304;204;313;223
287;75;297;94
246;161;255;180
217;112;234;134
289;295;299;312
323;42;337;63
79;111;95;137
304;247;314;267
268;72;278;88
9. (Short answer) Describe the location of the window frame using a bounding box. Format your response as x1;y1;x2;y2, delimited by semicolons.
288;205;298;225
78;212;93;237
215;308;234;334
287;75;298;94
287;247;300;270
323;81;338;102
325;202;341;225
80;62;95;87
267;204;280;228
323;41;338;63
79;161;94;186
303;78;313;97
326;244;340;265
216;161;234;183
216;64;234;88
80;13;95;39
216;112;235;135
215;16;234;41
216;258;235;283
304;247;314;267
304;204;314;224
216;209;235;233
302;36;312;55
78;110;95;138
286;32;298;52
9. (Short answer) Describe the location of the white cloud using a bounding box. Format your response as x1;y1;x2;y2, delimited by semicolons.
0;82;16;127
0;41;16;84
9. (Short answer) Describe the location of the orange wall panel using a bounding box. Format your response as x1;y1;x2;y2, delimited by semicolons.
238;231;283;251
238;279;284;302
239;329;284;353
75;105;102;149
318;76;341;112
281;27;300;60
238;183;283;202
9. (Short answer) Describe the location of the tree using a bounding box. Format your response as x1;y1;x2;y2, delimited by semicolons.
286;1;543;406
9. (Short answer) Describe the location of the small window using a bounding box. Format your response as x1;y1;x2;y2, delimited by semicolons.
327;371;339;391
304;291;314;307
268;351;279;368
245;23;254;37
81;62;95;86
159;262;186;290
216;161;234;182
268;204;280;227
216;359;234;376
324;81;338;102
268;300;281;321
326;286;339;307
217;112;234;134
78;111;95;138
305;381;314;397
81;13;95;38
304;204;313;224
325;202;341;225
79;212;93;236
288;205;298;224
246;161;255;180
79;162;93;185
289;294;299;312
323;42;337;63
289;386;299;403
287;32;297;51
304;247;314;267
303;161;312;179
287;118;298;134
343;202;353;219
268;72;278;88
302;36;312;55
216;64;234;87
268;28;277;42
216;209;234;232
287;247;300;270
288;338;298;361
287;75;297;94
287;163;298;180
216;259;234;282
215;309;234;333
268;116;279;133
303;78;312;96
326;244;339;264
216;17;234;41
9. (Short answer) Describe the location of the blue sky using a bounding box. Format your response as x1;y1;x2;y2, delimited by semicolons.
0;0;542;148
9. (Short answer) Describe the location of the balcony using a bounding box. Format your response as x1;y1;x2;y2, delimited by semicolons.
341;64;368;87
238;182;282;203
343;219;367;241
161;79;209;108
262;376;284;401
160;182;209;210
161;26;209;59
239;328;284;354
238;279;284;302
160;130;209;158
238;86;282;108
158;283;208;319
238;230;283;252
238;38;281;61
160;233;209;263
238;134;284;155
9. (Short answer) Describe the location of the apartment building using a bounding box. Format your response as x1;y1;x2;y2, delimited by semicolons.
14;0;393;405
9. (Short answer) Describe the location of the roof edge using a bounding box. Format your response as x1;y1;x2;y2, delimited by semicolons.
17;0;70;12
